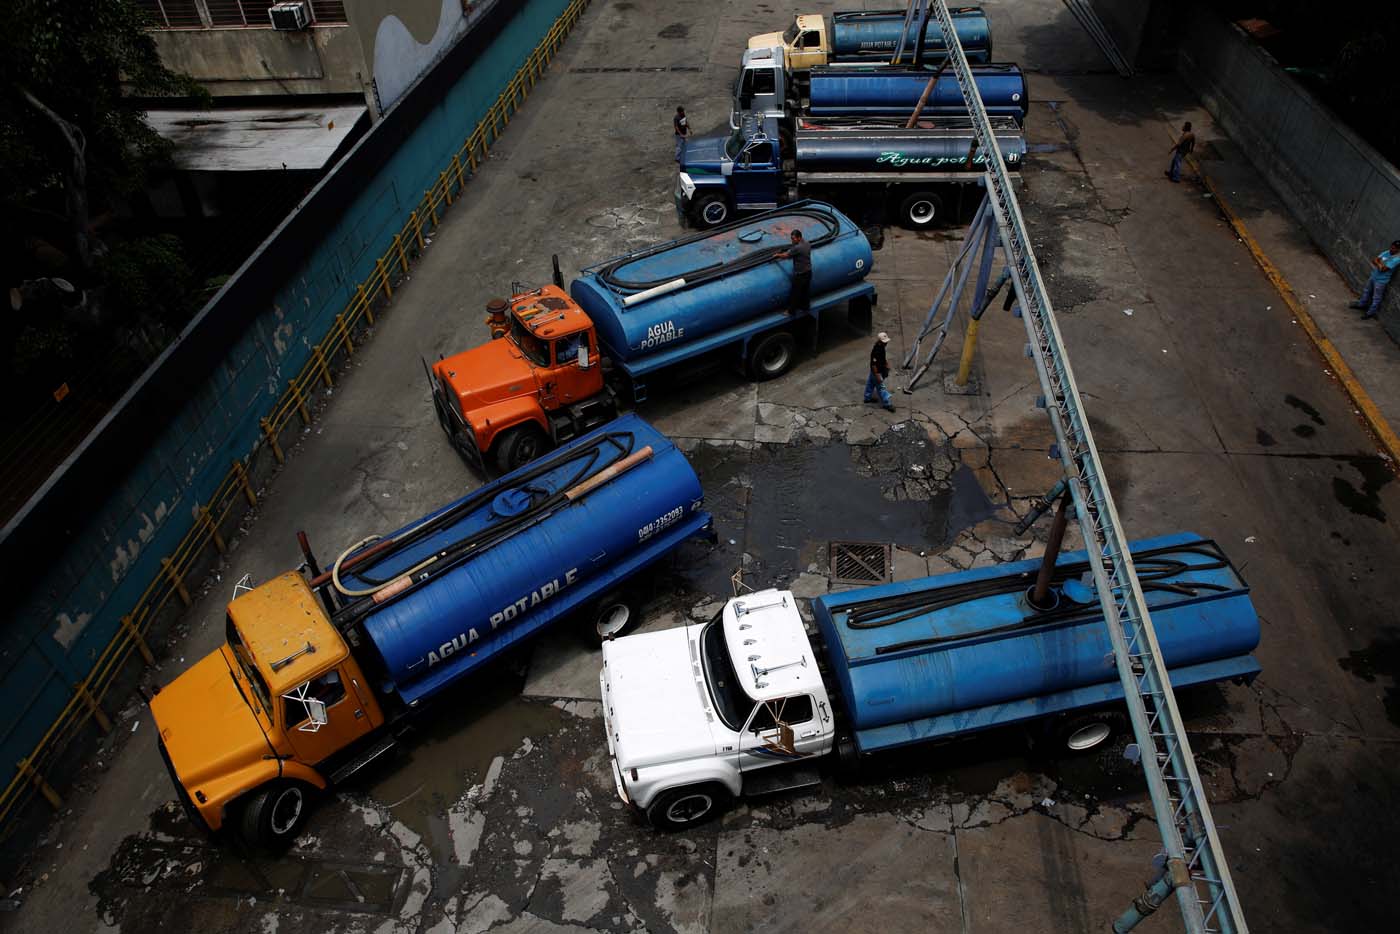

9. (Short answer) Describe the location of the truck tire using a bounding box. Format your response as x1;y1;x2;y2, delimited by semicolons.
494;424;550;474
646;783;731;831
692;193;730;229
580;589;640;647
747;331;796;381
898;191;944;228
1047;711;1127;755
239;781;314;851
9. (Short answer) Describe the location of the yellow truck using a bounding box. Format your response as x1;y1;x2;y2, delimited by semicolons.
747;8;992;74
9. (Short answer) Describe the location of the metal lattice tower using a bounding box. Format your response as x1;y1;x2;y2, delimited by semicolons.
905;2;1249;931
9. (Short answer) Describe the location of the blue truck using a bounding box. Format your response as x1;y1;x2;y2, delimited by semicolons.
150;414;714;848
599;533;1261;829
431;203;877;472
679;112;1025;229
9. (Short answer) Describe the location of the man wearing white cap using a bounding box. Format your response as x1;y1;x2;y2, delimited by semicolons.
865;332;895;412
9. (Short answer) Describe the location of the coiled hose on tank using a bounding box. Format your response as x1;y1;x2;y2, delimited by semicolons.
842;541;1232;652
594;205;843;293
328;431;637;610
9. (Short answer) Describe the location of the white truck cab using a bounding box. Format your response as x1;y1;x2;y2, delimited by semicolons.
599;589;834;829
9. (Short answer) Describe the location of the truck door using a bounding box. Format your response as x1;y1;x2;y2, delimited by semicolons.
733;140;780;210
737;695;823;771
549;332;603;404
791;27;824;71
281;665;375;767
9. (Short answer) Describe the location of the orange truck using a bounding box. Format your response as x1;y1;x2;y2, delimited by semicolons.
428;203;877;472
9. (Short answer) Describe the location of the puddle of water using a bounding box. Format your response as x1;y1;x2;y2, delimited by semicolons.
1339;628;1400;726
360;666;562;865
739;434;992;584
1285;393;1325;425
1331;455;1391;523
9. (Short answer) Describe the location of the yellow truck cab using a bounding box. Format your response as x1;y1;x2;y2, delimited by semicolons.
748;13;829;72
151;572;386;848
429;285;616;473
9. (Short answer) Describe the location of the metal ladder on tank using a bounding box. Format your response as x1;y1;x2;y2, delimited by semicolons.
900;3;1250;932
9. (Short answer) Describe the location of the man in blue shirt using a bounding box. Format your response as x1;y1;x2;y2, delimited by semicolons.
1350;239;1400;319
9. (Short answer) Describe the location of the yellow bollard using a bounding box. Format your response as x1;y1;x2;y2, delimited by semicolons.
955;317;982;387
121;613;156;666
18;759;62;811
233;458;257;506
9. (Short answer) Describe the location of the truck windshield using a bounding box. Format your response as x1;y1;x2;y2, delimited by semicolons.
782;22;799;44
724;126;747;160
510;315;550;367
226;615;273;716
700;618;750;730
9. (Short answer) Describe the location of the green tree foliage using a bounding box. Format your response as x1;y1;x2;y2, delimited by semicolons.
0;0;207;398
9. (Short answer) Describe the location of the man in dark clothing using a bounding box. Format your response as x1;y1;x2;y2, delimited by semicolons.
1165;121;1194;183
776;229;812;314
865;331;895;412
673;106;689;163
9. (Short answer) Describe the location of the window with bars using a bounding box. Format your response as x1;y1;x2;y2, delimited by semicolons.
138;0;347;29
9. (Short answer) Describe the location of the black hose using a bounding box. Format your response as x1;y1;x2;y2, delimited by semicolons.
329;430;637;625
594;205;843;293
844;541;1231;631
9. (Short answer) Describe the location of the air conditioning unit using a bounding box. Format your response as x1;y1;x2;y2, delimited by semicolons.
269;1;310;31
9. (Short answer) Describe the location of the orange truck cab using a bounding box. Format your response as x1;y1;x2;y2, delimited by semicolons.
151;572;389;848
428;285;618;473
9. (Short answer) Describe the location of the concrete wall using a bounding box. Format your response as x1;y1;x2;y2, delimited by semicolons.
153;24;370;101
1177;2;1400;332
0;0;573;828
1087;0;1175;70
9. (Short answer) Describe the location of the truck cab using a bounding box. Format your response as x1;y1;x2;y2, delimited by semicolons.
151;572;387;847
731;47;789;130
677;115;783;228
430;285;616;473
748;13;830;73
599;590;833;830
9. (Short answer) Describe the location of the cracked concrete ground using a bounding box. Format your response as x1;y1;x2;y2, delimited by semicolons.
6;2;1400;933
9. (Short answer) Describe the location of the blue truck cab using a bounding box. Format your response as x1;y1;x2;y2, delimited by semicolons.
677;114;785;228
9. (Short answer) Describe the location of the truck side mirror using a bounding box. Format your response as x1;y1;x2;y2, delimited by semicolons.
578;344;591;369
740;94;753;108
304;697;328;728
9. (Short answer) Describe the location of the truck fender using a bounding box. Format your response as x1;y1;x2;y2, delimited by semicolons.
631;759;742;811
193;756;316;832
466;396;551;453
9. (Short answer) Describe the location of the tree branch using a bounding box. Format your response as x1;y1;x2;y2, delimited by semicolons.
19;86;93;272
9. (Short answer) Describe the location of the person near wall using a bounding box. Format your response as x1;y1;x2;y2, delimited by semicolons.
1350;240;1400;320
1165;121;1195;183
673;106;689;163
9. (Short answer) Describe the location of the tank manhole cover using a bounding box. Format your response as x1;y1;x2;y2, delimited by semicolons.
830;541;892;585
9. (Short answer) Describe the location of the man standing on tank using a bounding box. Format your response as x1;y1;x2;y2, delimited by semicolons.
777;229;812;315
865;332;895;412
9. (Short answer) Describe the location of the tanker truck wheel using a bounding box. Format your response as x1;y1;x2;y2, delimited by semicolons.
646;783;731;831
1045;711;1128;756
692;193;730;229
747;331;796;381
898;191;943;229
239;780;315;851
494;424;550;474
581;589;640;647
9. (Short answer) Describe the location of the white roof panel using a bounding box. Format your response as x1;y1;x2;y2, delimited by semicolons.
722;589;821;702
145;105;367;172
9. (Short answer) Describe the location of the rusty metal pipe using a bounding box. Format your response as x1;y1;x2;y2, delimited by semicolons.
565;446;654;501
1030;493;1070;609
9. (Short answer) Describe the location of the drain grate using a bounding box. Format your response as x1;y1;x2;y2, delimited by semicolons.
830;541;892;585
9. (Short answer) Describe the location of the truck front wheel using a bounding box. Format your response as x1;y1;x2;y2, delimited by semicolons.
747;331;796;381
1046;711;1127;755
239;781;314;851
898;191;943;228
692;193;730;229
646;783;731;831
494;424;550;474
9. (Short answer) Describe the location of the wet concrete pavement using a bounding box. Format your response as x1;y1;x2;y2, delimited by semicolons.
7;1;1400;932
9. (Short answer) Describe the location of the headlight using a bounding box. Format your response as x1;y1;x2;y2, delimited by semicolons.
678;173;696;200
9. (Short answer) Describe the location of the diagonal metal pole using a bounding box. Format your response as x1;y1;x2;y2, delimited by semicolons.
920;2;1249;932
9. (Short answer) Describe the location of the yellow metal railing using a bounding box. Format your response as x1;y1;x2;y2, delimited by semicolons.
0;0;591;837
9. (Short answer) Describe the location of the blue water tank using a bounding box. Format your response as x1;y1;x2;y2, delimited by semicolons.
813;533;1261;732
570;202;873;367
794;118;1026;172
830;8;992;63
343;414;710;706
808;64;1027;120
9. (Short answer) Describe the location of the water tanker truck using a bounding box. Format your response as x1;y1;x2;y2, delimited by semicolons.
429;202;876;473
679;113;1025;229
734;48;1027;132
150;415;714;849
599;533;1262;829
747;8;992;74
